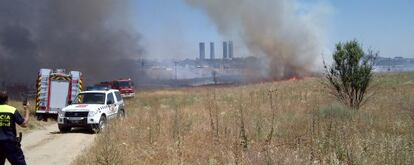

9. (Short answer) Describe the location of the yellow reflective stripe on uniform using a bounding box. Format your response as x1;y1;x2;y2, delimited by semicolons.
0;105;17;113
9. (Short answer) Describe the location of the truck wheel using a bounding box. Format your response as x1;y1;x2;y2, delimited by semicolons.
36;114;43;121
43;116;48;122
58;125;71;133
92;116;106;134
36;114;48;122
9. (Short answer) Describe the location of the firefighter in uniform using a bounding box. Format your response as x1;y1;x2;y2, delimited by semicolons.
0;91;29;165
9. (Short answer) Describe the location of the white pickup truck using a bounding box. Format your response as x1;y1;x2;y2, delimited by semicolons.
57;89;125;133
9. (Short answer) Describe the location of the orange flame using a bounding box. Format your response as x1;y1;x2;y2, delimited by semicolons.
288;76;301;81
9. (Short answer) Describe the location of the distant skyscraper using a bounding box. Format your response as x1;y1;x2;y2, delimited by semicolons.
199;42;205;60
210;42;215;59
228;41;233;59
223;41;228;59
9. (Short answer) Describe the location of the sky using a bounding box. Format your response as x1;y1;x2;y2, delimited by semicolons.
131;0;414;59
332;0;414;58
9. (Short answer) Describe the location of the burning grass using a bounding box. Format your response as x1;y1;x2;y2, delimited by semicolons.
74;72;414;164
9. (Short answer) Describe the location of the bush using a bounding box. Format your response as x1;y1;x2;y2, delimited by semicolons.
319;103;354;119
323;40;376;110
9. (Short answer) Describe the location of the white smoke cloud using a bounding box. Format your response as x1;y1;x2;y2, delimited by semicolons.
185;0;333;79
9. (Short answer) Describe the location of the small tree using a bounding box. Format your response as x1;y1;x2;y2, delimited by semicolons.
324;40;377;110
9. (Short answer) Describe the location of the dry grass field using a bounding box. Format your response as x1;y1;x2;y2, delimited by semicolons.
7;99;52;133
75;72;414;165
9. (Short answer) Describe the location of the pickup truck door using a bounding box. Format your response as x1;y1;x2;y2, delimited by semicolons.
106;93;118;118
114;91;124;115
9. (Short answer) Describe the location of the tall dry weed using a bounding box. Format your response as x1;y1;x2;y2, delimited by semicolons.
74;73;414;164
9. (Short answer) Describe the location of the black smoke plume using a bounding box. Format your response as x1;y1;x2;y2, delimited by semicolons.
0;0;143;85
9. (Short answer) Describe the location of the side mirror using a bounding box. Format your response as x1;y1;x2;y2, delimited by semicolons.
106;100;114;105
67;100;72;105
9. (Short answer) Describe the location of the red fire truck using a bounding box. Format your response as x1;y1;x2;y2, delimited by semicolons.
97;78;135;98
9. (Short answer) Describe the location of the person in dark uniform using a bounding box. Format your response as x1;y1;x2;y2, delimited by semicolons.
0;91;29;165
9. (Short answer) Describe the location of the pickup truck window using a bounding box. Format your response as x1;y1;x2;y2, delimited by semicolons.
107;93;115;104
75;93;105;104
114;91;122;102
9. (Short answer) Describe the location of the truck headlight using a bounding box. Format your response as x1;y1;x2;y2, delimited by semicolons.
58;111;65;118
88;111;97;117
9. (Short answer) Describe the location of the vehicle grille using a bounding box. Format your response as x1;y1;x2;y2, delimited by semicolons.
64;118;88;125
65;112;89;117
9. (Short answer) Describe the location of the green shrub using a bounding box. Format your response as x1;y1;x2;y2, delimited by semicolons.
319;103;355;119
323;40;377;110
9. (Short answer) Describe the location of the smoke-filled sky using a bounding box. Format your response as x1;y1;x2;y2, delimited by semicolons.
133;0;414;59
1;0;413;84
0;0;142;84
184;0;330;79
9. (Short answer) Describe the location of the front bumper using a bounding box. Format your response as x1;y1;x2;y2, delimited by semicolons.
58;115;100;125
58;122;98;129
121;92;135;98
60;117;88;127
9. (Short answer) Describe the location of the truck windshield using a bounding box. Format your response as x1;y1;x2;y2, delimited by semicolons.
114;81;131;88
75;93;105;104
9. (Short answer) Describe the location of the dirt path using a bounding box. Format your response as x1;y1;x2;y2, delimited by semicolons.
7;124;96;165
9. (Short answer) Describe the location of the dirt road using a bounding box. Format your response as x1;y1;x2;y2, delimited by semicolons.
7;124;96;165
